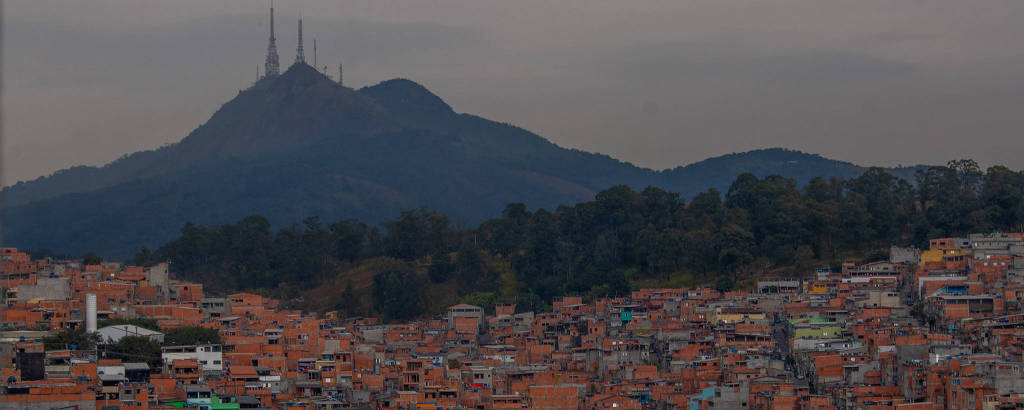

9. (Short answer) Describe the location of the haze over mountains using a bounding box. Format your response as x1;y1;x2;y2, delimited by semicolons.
1;64;923;257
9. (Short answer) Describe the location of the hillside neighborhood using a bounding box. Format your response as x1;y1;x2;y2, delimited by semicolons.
2;233;1024;408
7;1;1024;409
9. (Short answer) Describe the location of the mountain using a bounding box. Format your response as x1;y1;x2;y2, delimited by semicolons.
0;63;925;257
662;149;923;196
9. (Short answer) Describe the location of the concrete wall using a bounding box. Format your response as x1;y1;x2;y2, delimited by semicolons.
855;289;900;308
897;344;929;363
891;246;921;264
712;384;749;409
758;280;801;294
17;277;70;301
989;365;1024;395
146;263;170;303
200;298;232;318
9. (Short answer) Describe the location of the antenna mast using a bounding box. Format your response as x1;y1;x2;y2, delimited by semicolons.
263;0;280;77
295;15;306;64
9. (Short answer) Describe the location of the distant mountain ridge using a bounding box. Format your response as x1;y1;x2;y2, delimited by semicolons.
0;63;926;257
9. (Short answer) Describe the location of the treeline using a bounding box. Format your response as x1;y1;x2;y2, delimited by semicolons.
135;160;1024;321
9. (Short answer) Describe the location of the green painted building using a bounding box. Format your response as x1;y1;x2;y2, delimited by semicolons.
167;393;240;410
793;326;843;339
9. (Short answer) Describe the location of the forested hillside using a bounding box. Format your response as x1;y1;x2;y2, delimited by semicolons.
134;160;1024;321
1;63;923;258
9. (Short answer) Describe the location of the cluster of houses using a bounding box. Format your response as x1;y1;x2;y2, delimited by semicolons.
3;232;1024;409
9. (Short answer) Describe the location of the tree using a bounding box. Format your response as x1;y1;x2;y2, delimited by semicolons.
42;328;100;350
477;203;531;256
337;279;361;318
793;245;817;275
372;269;425;322
715;213;755;275
382;208;455;260
136;161;1024;321
330;219;369;262
82;253;103;265
105;336;162;368
981;166;1024;231
428;252;455;283
714;276;735;293
455;245;488;294
163;327;221;346
847;168;913;243
686;189;724;230
515;291;547;313
133;247;155;267
916;165;981;236
802;179;841;260
838;192;873;249
802;177;837;203
948;159;983;193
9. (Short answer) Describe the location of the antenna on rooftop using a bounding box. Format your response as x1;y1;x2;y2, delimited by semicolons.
338;62;343;86
314;38;318;69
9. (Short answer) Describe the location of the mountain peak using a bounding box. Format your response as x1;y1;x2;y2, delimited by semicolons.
166;61;387;161
264;62;334;90
359;78;454;118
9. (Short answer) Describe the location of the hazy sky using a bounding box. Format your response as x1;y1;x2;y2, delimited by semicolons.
4;0;1024;185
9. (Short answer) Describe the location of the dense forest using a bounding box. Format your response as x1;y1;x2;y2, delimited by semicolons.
133;160;1024;322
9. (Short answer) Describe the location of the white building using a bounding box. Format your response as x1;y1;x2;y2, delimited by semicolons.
161;344;223;372
96;325;164;344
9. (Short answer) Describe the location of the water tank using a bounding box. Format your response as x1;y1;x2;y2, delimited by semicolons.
86;293;97;333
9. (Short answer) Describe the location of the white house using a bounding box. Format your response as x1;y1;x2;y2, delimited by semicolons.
162;344;223;372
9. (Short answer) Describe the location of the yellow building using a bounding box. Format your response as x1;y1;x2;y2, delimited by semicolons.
806;282;829;294
921;249;942;264
921;248;969;264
